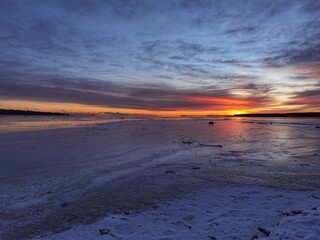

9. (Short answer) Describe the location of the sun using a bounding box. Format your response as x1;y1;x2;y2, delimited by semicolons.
228;110;247;116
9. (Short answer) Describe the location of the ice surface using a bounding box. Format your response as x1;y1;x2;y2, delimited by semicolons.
0;118;319;239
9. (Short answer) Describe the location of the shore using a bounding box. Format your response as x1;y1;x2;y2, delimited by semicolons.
0;119;319;239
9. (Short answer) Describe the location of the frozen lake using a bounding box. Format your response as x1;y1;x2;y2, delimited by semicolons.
0;118;319;239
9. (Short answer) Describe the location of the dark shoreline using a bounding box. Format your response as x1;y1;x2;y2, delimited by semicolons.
233;112;320;118
0;109;68;116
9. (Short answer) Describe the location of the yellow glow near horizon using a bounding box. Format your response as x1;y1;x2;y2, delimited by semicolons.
228;110;247;116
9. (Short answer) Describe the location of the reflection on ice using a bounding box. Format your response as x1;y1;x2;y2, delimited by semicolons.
0;115;136;133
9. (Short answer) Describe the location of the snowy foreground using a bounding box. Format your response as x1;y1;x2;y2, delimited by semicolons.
0;118;319;239
34;187;320;240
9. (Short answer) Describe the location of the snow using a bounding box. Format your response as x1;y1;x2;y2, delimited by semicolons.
262;208;320;240
33;186;320;240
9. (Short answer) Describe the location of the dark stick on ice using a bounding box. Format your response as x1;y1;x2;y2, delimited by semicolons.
179;135;222;148
258;227;270;236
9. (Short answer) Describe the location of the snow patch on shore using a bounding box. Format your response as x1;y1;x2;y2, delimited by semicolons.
262;208;320;240
34;186;320;240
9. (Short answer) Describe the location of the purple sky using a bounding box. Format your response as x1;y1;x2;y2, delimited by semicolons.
0;0;319;114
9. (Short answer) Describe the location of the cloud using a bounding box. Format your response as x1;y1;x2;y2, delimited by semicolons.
284;65;320;80
0;0;319;113
212;59;239;64
285;89;320;109
288;43;320;65
55;0;150;19
235;83;273;94
178;0;213;9
225;26;258;35
301;0;320;13
142;39;219;59
0;77;273;111
294;89;320;98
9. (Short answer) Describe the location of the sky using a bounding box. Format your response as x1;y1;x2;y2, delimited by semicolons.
0;0;319;116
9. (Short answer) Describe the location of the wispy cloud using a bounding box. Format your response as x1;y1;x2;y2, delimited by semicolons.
0;77;273;111
286;89;320;109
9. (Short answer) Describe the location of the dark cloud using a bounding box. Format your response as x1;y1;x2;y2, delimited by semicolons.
292;89;320;98
301;0;320;13
0;77;272;111
142;39;219;59
212;59;239;64
235;83;273;94
176;40;219;57
262;19;320;67
286;88;320;108
55;0;149;18
0;80;203;110
141;58;210;78
178;0;213;9
265;42;320;67
225;26;259;35
288;43;320;65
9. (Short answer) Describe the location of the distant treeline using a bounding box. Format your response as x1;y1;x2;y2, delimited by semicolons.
0;109;69;116
234;112;320;118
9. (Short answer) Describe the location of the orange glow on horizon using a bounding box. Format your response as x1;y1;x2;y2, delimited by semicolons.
184;96;251;106
1;98;318;117
0;99;250;116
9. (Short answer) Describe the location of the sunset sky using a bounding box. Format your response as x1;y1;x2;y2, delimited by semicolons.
0;0;319;116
